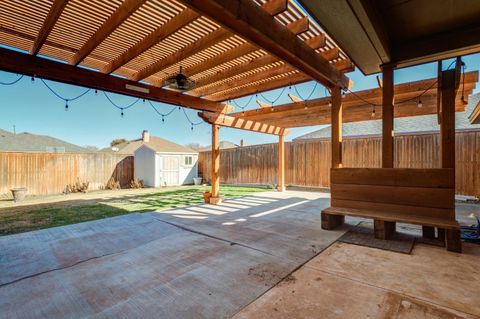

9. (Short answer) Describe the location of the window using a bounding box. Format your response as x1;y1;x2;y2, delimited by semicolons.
184;156;193;166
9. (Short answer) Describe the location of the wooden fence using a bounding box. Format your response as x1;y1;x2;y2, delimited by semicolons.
0;152;134;196
198;129;480;197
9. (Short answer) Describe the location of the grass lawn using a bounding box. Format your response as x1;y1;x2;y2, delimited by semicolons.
0;185;268;236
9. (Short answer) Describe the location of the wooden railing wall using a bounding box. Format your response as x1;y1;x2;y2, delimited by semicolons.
198;130;480;197
0;152;134;196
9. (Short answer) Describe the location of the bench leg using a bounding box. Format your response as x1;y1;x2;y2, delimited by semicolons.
422;226;435;239
321;213;344;230
445;229;462;253
437;228;446;246
374;220;396;240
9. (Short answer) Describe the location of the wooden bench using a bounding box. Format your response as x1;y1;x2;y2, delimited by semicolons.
322;168;461;252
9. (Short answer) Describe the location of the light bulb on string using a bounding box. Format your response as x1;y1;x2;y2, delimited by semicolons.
242;111;245;116
121;110;124;117
418;99;422;108
304;105;308;110
142;99;145;104
162;115;165;123
31;76;35;84
65;99;69;111
191;125;194;131
328;100;332;107
371;106;376;118
95;89;98;96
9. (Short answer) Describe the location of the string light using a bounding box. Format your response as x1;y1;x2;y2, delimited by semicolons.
121;110;124;117
304;105;308;110
0;74;23;85
65;100;69;111
31;76;35;83
417;99;422;108
292;82;318;101
95;89;98;96
328;100;332;107
371;106;376;117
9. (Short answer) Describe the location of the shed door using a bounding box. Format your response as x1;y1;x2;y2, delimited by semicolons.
162;156;180;186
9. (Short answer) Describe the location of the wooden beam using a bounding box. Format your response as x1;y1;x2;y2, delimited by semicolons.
131;28;231;82
321;48;340;61
334;59;355;73
278;135;285;191
30;0;69;55
69;0;147;66
331;86;342;168
194;63;294;97
190;55;278;93
199;111;289;135
0;47;229;113
179;0;350;89
256;100;271;109
101;8;199;74
153;42;258;86
205;72;311;101
286;17;309;35
381;65;394;168
261;0;288;16
288;93;303;102
211;123;221;202
305;35;326;50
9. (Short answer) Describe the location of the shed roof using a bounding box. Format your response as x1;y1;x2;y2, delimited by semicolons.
104;135;197;155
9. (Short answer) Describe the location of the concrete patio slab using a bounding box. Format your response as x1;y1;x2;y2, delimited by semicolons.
234;242;480;319
0;191;347;319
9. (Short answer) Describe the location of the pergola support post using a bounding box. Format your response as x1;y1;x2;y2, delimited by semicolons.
278;135;285;192
441;67;461;252
376;65;396;240
323;86;344;229
209;124;222;205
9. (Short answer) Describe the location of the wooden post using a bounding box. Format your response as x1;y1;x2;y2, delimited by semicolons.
441;67;461;252
210;123;222;204
322;86;345;229
278;134;285;192
381;65;394;168
331;86;342;168
375;65;396;239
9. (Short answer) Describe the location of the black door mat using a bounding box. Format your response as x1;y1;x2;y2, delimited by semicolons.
338;222;415;254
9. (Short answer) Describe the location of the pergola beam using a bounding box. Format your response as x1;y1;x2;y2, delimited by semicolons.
101;8;199;74
131;28;231;82
30;0;69;55
0;47;230;113
205;72;311;101
261;0;288;16
199;111;289;135
69;0;147;66
179;0;351;89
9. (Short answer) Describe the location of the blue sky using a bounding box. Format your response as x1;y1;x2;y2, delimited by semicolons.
0;53;479;149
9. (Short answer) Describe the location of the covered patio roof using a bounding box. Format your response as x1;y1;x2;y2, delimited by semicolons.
0;0;352;107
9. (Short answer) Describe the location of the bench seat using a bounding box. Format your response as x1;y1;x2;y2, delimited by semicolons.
322;207;460;230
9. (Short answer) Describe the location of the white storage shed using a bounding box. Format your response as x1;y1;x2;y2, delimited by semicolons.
134;131;199;187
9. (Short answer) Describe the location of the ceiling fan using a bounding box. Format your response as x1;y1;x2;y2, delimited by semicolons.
164;66;195;91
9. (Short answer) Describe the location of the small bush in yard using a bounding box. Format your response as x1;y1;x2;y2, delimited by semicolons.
105;177;121;190
65;180;89;193
130;179;144;189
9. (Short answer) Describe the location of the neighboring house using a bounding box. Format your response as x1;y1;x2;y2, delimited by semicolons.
0;128;91;153
134;131;199;187
294;93;480;140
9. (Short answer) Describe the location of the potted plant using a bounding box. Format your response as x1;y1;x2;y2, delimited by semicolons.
11;187;27;202
203;191;212;203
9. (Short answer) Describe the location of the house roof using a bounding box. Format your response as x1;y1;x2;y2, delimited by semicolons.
199;141;238;152
0;129;91;153
103;136;197;155
294;93;480;140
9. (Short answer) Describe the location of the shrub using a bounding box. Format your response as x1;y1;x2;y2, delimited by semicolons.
65;180;89;193
105;177;120;190
130;178;144;189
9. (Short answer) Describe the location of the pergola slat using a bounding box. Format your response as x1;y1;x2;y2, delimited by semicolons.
101;8;200;74
69;0;147;66
199;111;289;135
130;28;231;82
30;0;69;55
179;0;351;89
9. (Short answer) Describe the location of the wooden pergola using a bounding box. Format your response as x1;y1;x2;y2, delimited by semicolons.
1;0;479;251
